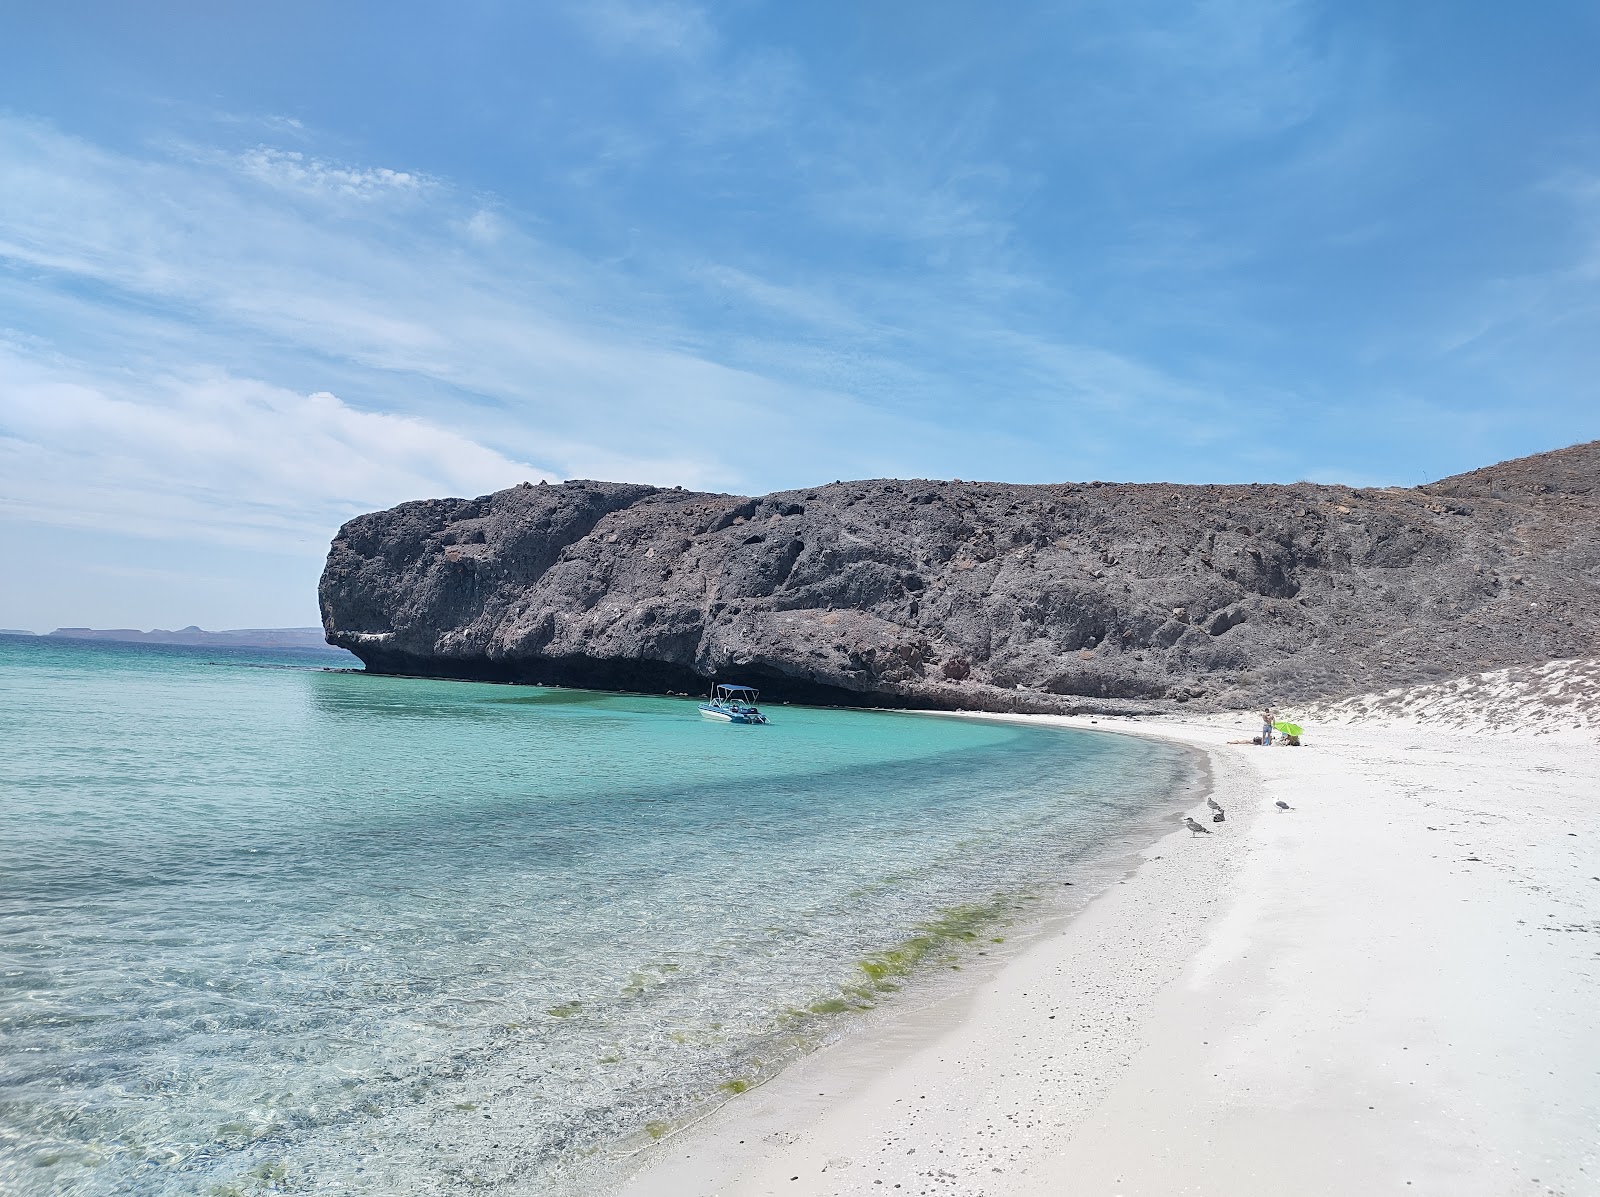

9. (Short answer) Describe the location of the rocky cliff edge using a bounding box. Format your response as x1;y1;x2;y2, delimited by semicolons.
319;441;1600;713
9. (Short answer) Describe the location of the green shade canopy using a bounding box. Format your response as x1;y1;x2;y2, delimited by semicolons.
1273;721;1303;736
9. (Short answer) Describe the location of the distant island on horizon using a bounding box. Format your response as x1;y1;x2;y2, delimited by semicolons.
15;626;353;654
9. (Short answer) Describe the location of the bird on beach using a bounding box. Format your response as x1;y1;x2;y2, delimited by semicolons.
1275;800;1291;811
1206;796;1223;813
1184;817;1212;836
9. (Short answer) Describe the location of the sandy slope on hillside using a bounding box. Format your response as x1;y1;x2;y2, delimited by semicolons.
1310;656;1600;734
610;665;1600;1196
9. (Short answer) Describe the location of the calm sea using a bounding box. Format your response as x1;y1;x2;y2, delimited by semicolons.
0;633;1198;1196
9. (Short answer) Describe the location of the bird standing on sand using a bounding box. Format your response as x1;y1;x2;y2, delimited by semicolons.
1275;800;1291;811
1207;796;1223;813
1184;817;1212;836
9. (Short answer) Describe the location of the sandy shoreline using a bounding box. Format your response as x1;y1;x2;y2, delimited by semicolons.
609;688;1600;1195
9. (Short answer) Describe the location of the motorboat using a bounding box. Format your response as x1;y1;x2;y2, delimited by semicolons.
698;684;768;724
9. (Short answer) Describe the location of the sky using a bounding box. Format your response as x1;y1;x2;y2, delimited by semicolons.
2;1;1597;631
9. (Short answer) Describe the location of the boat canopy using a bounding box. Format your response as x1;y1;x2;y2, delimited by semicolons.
701;682;768;723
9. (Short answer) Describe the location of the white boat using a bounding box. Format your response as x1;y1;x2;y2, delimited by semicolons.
698;684;768;724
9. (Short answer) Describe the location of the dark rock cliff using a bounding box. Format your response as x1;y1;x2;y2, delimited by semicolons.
320;441;1600;712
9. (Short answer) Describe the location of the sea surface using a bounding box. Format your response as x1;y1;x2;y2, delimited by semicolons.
0;633;1199;1196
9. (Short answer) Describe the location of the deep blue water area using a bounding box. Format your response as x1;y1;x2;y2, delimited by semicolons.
0;633;1198;1195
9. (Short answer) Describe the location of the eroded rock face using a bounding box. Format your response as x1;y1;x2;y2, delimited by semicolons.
319;443;1600;712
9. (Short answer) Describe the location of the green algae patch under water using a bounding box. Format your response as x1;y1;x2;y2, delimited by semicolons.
662;890;1044;1159
857;896;1019;990
775;894;1027;1025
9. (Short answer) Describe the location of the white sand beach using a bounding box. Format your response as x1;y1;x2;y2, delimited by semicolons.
614;662;1600;1196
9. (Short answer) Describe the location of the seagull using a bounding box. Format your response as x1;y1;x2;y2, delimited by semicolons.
1184;817;1212;836
1206;796;1224;813
1275;799;1291;811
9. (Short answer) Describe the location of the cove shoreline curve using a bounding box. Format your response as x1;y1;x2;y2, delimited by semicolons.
599;702;1600;1197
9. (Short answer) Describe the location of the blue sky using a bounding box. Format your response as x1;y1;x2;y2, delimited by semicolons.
2;1;1597;630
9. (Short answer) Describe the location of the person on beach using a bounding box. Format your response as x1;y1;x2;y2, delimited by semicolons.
1260;707;1274;745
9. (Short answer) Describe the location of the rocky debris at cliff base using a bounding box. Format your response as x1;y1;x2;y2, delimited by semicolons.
318;441;1600;713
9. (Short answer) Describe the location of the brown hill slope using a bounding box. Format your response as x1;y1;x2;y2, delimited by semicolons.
319;442;1600;712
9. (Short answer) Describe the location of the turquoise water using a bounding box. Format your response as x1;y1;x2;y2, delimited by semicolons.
0;633;1197;1196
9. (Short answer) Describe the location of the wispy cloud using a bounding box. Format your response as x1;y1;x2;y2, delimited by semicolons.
1066;0;1334;139
0;113;971;548
4;0;1585;587
1412;170;1600;366
208;110;308;136
1546;170;1600;279
236;147;431;200
0;341;545;550
571;0;715;59
4;1;1596;631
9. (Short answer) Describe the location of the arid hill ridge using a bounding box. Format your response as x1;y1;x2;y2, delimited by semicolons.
319;441;1600;712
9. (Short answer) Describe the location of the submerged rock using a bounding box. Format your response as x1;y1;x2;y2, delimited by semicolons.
319;441;1600;712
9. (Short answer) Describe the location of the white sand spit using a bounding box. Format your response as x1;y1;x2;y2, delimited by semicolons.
611;664;1600;1196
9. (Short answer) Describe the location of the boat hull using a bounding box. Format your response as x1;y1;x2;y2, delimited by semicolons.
698;704;765;724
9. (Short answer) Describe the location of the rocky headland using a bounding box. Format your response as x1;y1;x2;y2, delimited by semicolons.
319;441;1599;713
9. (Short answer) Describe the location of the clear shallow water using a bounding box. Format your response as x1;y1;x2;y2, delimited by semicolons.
0;633;1198;1196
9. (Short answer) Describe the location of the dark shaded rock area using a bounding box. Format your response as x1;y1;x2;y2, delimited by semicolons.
320;441;1600;713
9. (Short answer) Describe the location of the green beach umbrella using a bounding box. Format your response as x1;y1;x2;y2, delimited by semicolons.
1273;721;1303;737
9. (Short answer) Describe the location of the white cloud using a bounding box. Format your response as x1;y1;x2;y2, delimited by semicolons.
3;6;1590;629
0;114;974;501
692;263;867;331
236;147;431;199
0;342;546;551
460;207;510;245
0;93;1291;561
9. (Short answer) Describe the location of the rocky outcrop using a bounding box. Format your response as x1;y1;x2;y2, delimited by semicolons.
319;442;1600;712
